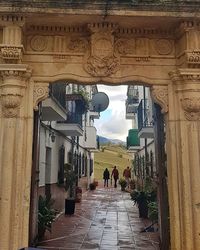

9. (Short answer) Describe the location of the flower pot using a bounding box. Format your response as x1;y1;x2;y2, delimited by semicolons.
65;198;75;215
138;200;148;218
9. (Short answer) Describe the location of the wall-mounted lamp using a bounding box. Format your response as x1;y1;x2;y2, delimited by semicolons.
49;130;56;143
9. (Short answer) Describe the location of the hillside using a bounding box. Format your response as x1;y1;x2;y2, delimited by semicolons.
98;136;126;146
94;145;133;184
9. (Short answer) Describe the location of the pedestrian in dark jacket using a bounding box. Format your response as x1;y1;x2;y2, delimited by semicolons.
111;166;119;188
103;168;110;187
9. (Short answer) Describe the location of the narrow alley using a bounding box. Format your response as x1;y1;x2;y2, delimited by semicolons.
38;187;159;250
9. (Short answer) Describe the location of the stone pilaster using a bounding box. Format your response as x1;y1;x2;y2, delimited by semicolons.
166;69;200;250
0;65;33;250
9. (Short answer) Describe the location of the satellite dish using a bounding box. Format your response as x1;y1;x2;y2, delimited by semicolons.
91;92;109;112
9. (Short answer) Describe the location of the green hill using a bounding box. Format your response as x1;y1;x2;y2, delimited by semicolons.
94;145;133;183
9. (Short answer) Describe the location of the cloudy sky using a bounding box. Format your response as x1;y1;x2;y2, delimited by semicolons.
94;85;132;142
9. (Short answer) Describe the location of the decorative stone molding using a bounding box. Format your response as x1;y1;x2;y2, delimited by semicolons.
155;39;173;55
170;69;200;120
115;39;135;55
68;38;88;52
181;97;200;121
33;82;49;110
0;69;31;118
151;85;169;114
186;50;200;67
30;35;48;52
84;23;120;77
0;45;23;63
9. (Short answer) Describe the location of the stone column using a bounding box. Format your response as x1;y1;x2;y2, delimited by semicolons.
152;70;200;250
0;66;34;250
0;20;35;250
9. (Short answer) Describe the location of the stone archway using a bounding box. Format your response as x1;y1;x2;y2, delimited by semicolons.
0;3;200;250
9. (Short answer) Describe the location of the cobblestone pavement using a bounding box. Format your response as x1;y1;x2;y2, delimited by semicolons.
38;187;160;250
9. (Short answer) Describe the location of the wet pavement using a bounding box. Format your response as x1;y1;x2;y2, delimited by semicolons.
38;187;160;250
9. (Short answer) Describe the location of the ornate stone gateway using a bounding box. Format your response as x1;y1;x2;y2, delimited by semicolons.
0;1;200;249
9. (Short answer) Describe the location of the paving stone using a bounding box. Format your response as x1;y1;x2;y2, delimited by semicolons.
39;187;160;249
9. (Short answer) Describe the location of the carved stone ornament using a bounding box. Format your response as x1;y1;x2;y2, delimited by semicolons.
0;69;31;118
0;45;23;63
151;85;168;113
155;39;173;55
181;97;200;121
33;83;49;110
30;35;47;52
68;38;88;52
115;39;135;55
84;23;120;77
187;50;200;68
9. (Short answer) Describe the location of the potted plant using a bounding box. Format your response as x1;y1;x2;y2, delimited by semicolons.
119;178;127;191
89;182;96;190
38;195;57;240
64;163;77;215
130;189;149;218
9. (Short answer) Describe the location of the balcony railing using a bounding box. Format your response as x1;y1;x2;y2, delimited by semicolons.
137;99;153;131
58;113;83;127
49;83;66;110
137;99;154;138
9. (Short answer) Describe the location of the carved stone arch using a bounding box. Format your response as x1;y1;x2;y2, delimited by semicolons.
33;81;49;110
151;85;169;114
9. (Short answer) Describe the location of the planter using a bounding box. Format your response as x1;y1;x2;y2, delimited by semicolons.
138;200;148;218
65;198;75;215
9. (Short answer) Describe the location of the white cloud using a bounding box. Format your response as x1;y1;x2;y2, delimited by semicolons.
94;85;132;141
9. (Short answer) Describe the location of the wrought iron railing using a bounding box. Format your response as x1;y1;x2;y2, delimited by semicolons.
49;82;66;110
137;99;153;131
58;112;83;127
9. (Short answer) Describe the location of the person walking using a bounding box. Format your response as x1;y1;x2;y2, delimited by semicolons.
111;166;119;188
103;168;110;187
123;166;131;188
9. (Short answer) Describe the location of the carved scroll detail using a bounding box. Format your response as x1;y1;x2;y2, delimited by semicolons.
33;83;49;110
151;85;168;114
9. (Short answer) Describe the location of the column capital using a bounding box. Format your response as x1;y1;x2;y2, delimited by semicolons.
169;69;200;121
0;65;31;118
151;85;168;114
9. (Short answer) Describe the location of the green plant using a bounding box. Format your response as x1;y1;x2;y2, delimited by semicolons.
148;201;158;223
118;178;127;191
38;195;57;239
64;163;77;198
130;189;149;218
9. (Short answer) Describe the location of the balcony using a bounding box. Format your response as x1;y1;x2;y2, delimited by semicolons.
125;104;138;120
84;126;97;150
41;84;67;121
66;93;88;114
89;110;100;119
137;99;154;139
52;113;83;136
126;129;141;152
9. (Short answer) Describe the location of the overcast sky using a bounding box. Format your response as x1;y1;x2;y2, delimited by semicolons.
94;85;132;141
